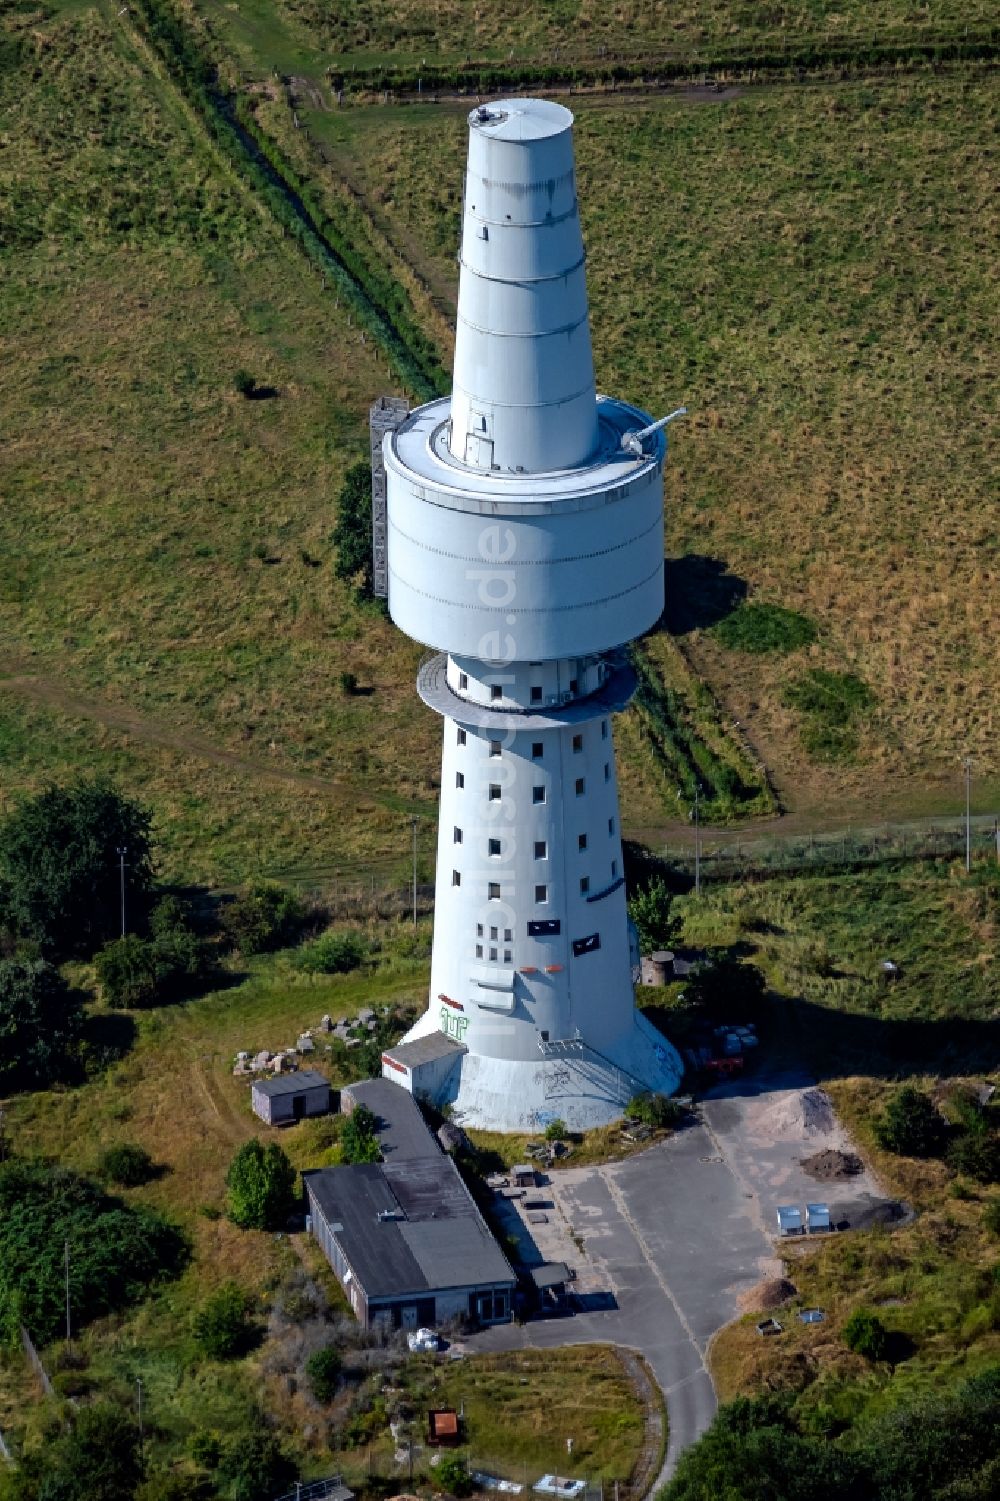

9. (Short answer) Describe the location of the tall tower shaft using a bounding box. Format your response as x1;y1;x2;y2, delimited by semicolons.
384;100;683;1130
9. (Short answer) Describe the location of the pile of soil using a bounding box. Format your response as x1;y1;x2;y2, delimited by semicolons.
801;1148;864;1182
737;1277;798;1314
754;1087;835;1139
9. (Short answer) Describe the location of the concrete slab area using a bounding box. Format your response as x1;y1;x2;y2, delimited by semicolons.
459;1073;894;1492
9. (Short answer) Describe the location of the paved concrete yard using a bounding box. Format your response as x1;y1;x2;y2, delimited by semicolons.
461;1072;890;1490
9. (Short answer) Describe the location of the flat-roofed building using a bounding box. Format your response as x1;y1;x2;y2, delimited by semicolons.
305;1079;515;1331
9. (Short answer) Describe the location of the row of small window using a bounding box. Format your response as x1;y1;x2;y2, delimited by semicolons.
456;725;609;753
455;774;608;798
458;677;593;704
452;867;616;897
454;832;617;862
454;821;615;850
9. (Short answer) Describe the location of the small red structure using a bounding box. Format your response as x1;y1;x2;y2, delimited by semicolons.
704;1055;744;1079
428;1409;461;1446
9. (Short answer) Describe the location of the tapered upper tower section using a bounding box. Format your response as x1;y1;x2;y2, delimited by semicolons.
450;100;599;475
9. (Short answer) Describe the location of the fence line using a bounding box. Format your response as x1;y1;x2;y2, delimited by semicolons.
20;1326;54;1399
271;1478;348;1501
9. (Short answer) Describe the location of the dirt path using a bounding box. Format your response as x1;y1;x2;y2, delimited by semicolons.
617;1348;667;1500
0;660;374;805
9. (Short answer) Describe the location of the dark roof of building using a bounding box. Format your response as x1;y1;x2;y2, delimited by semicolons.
305;1083;514;1299
252;1069;330;1098
382;1033;468;1069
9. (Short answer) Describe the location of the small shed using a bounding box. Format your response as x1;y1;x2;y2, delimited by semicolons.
251;1069;331;1126
512;1164;536;1188
776;1205;803;1236
428;1409;461;1446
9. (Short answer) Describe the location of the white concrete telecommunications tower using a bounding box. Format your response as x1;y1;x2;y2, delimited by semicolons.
384;99;684;1131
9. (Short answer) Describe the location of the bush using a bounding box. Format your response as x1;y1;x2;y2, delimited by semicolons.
0;779;153;957
10;1402;141;1501
0;957;82;1091
683;955;766;1024
0;1161;187;1345
544;1118;567;1141
305;1345;341;1402
875;1086;947;1158
782;669;874;762
714;601;817;655
628;1092;683;1128
948;1130;1000;1184
226;1139;297;1230
193;1282;256;1360
843;1308;889;1362
435;1454;473;1497
97;1143;156;1187
221;883;304;955
627;876;678;955
292;930;366;975
216;1428;296;1501
339;670;358;695
95;919;207;1008
983;1199;1000;1236
341;1103;380;1164
332;461;374;598
233;368;256;397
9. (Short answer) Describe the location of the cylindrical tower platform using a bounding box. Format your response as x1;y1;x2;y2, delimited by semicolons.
384;99;683;1131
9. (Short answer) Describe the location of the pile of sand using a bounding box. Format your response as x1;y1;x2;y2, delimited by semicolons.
754;1087;835;1139
801;1148;863;1182
737;1278;798;1314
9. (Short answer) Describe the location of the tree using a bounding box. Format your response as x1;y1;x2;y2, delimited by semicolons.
0;780;153;957
193;1283;256;1360
340;1103;380;1164
544;1118;567;1141
97;1143;156;1187
435;1454;473;1498
216;1429;296;1501
0;958;82;1091
292;930;366;975
627;876;679;954
305;1345;341;1402
0;1161;188;1345
226;1139;297;1230
843;1308;889;1362
875;1086;947;1158
95;920;207;1009
332;461;374;598
18;1403;143;1501
628;1092;683;1128
683;956;766;1024
220;883;304;956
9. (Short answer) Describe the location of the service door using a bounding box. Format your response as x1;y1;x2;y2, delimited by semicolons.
401;1305;419;1330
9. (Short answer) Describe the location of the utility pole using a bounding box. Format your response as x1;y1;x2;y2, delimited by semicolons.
137;1378;144;1479
963;758;973;873
116;845;128;937
411;817;418;929
64;1239;71;1347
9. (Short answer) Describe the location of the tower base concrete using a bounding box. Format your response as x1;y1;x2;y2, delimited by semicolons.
392;1009;684;1134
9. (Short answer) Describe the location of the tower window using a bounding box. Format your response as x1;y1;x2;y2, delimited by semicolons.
454;826;463;844
602;720;608;740
489;739;501;757
532;742;543;759
490;926;498;940
476;944;483;958
488;883;501;900
532;786;545;804
503;949;512;963
490;684;503;701
612;860;618;878
569;678;578;694
459;672;468;690
530;686;543;704
578;833;587;851
452;870;461;887
580;877;590;895
457;727;466;746
604;762;610;782
488;838;501;856
489;784;501;801
608;817;615;835
477;923;484;937
535;884;548;904
489;947;497;961
504;928;512;942
575;778;585;796
572;733;583;753
456;772;465;789
534;840;547;859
